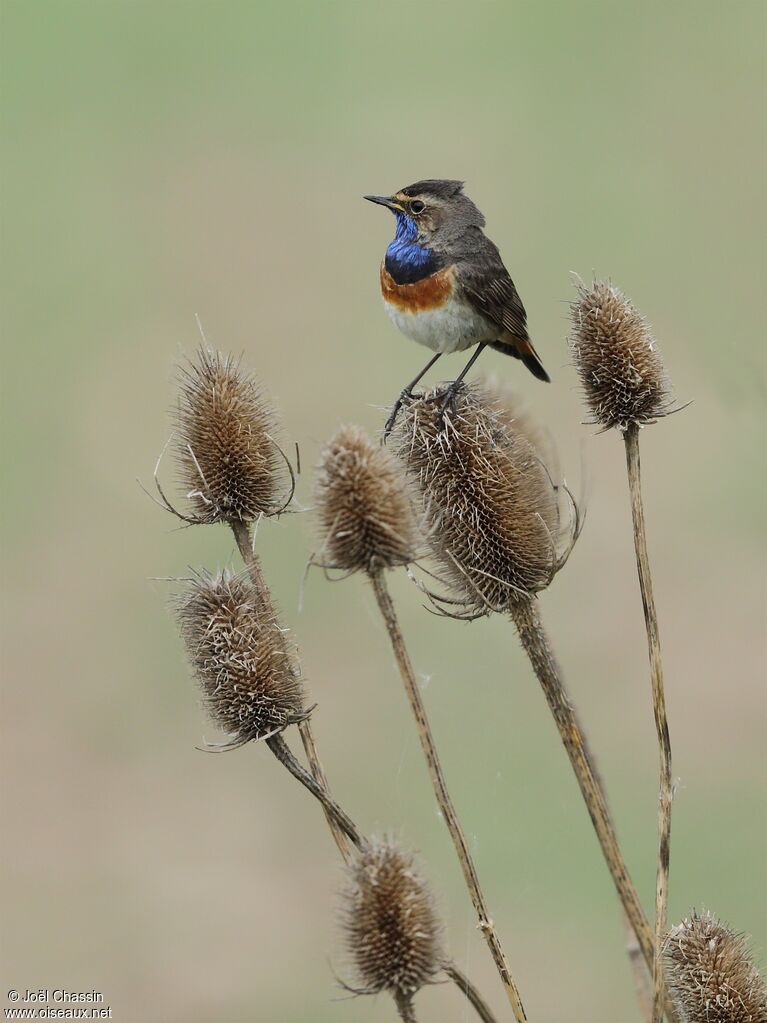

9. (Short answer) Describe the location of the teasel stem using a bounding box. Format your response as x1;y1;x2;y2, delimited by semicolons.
624;423;672;1023
510;595;679;1022
233;522;497;1023
627;927;653;1023
394;992;417;1023
230;518;359;858
264;732;362;849
583;715;653;1016
297;717;354;864
370;571;528;1022
444;963;500;1023
590;758;654;1015
230;518;269;591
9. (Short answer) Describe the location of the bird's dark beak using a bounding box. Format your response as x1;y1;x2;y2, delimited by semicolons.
364;194;404;213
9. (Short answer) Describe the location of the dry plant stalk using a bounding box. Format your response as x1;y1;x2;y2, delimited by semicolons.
314;425;527;1021
625;420;673;1022
510;597;655;965
571;279;676;1022
297;715;354;864
371;573;527;1021
162;349;498;1023
444;963;501;1023
392;382;682;1019
662;912;767;1023
628;926;654;1022
229;517;356;863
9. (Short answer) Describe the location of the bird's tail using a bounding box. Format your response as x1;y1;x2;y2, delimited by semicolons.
490;336;551;382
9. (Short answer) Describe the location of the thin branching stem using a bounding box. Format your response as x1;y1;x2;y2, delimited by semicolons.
624;424;673;1023
230;518;269;591
394;991;418;1023
298;717;354;864
231;518;354;857
445;962;499;1023
233;520;497;1023
371;571;528;1023
265;732;363;849
627;927;653;1023
577;701;655;1012
510;595;679;1023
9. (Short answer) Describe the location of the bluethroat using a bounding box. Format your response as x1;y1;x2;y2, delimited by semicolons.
365;179;549;435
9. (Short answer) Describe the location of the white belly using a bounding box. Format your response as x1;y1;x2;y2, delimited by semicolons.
384;293;497;354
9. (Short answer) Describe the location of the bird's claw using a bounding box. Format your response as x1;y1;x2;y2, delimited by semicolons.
384;380;462;440
436;383;460;431
382;389;412;443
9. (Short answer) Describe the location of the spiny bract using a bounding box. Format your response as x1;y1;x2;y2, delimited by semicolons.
570;279;673;430
177;570;304;745
315;425;419;573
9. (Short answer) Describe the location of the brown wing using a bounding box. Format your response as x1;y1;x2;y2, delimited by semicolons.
457;243;550;382
457;245;530;341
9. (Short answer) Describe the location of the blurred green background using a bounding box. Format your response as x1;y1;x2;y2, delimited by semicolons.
1;2;765;1021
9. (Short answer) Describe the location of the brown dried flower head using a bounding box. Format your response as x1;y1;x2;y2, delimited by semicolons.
341;838;443;1016
570;279;673;430
392;384;576;615
174;347;289;524
663;911;767;1023
314;425;419;574
177;570;304;747
480;373;562;481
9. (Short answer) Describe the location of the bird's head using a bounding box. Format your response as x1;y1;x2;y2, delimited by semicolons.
364;179;485;250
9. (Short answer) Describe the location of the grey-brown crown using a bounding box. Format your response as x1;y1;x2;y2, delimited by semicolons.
400;179;465;200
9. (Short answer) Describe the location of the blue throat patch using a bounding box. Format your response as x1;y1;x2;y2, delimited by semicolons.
384;213;442;284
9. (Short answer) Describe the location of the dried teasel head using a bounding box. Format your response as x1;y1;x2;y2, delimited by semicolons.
341;838;444;1019
314;425;419;574
176;569;304;747
569;278;674;430
392;383;578;616
480;374;561;481
173;347;291;524
662;911;767;1023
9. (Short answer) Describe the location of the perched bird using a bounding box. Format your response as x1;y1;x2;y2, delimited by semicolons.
365;179;549;434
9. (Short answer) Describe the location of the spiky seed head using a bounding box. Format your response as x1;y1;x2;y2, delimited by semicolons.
392;384;574;614
314;425;419;574
663;911;767;1023
569;279;673;430
341;838;443;1011
480;374;562;482
176;570;304;746
174;347;287;524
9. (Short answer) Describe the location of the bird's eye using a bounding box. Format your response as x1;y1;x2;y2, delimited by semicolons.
410;200;425;215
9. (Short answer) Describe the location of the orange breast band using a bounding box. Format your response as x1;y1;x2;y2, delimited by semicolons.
380;264;455;313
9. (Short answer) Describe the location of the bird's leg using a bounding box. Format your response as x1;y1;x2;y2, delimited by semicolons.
383;352;443;441
437;343;488;428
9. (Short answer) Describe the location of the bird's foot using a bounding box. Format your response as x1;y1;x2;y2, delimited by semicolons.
382;388;413;443
436;381;462;432
384;380;463;440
